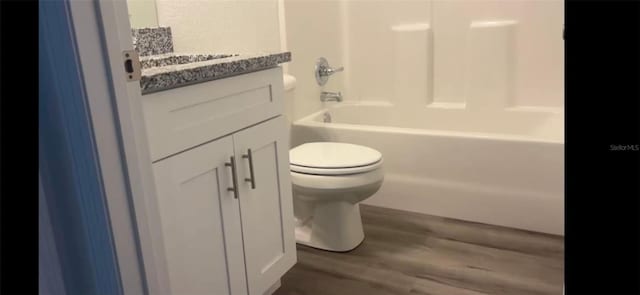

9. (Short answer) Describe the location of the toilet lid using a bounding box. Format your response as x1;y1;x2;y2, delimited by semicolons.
290;142;382;169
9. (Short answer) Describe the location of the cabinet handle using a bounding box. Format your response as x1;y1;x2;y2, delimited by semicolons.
242;149;256;189
225;156;239;199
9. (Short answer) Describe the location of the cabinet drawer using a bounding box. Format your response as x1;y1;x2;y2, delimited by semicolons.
142;67;284;161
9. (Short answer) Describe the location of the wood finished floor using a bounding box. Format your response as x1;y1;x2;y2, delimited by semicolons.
274;205;564;295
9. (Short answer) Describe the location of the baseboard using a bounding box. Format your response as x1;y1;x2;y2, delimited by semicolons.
362;173;564;235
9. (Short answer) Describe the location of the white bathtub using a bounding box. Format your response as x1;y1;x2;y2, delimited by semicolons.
291;102;564;235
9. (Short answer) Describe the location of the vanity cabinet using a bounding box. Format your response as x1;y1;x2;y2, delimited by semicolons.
144;67;295;295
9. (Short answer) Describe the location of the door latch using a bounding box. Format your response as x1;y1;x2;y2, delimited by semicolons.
123;50;141;82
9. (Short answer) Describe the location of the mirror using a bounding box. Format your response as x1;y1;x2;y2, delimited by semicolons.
127;0;159;28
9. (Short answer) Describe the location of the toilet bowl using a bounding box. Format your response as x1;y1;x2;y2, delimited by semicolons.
289;142;384;252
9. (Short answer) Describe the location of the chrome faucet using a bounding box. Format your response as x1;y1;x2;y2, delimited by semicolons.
320;91;343;102
315;57;344;86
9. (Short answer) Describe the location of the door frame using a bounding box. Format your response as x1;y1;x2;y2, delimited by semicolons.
65;0;171;294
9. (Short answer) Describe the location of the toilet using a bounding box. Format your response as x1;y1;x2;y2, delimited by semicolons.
289;142;384;252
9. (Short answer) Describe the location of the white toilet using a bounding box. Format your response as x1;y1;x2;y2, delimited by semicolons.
289;142;384;252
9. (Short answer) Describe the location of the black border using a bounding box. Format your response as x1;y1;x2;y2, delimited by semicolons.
1;0;639;294
565;1;640;294
0;0;39;294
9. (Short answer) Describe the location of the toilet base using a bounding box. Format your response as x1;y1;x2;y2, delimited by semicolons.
294;201;365;252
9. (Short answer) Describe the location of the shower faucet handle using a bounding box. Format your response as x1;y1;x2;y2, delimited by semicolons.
315;57;344;86
321;65;344;76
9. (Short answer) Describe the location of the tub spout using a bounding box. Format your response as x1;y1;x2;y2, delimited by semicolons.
321;91;343;102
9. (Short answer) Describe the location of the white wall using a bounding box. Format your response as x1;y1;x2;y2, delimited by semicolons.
283;0;345;121
155;0;282;54
127;0;160;28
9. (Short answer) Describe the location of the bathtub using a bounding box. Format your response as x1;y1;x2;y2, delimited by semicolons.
291;102;564;235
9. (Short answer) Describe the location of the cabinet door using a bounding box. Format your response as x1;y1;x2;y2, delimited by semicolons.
233;116;296;294
152;136;248;295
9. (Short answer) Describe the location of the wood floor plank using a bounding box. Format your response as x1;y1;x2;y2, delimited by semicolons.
295;247;417;294
275;205;564;295
300;237;560;295
275;265;400;295
361;224;563;285
361;205;564;258
409;276;491;295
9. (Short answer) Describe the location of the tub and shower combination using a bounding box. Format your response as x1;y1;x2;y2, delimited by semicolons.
292;102;564;235
286;2;564;235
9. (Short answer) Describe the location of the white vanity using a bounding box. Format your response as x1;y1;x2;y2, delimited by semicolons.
140;66;296;295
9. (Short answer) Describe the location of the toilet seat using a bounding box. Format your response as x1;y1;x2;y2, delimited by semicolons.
290;142;383;176
291;160;383;175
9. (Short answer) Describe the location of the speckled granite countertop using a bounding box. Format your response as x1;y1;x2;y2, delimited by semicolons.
140;51;291;94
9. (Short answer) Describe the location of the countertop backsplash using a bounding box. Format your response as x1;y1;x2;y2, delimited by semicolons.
132;27;174;56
